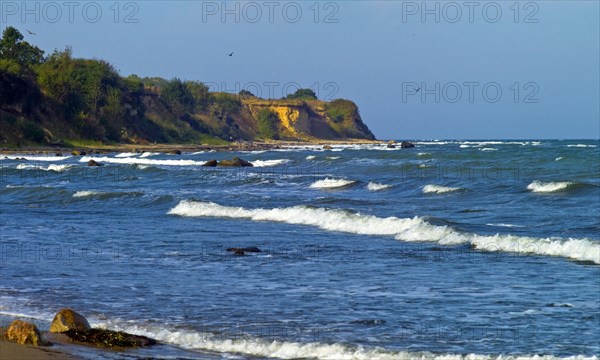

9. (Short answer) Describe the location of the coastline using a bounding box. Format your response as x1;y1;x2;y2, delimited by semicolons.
0;339;81;360
0;139;384;155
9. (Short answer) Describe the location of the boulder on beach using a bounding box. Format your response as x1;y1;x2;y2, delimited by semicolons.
387;143;396;149
202;159;218;167
71;150;80;156
49;308;91;333
218;157;253;167
64;328;156;348
323;145;333;150
5;319;49;346
87;160;102;167
400;141;415;148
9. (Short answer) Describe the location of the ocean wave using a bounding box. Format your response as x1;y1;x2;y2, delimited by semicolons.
567;144;597;148
96;320;600;360
368;182;392;191
422;185;462;194
73;190;102;198
251;159;290;167
555;157;564;161
79;156;205;166
168;201;600;264
480;148;497;151
115;152;138;158
527;181;573;193
16;164;72;172
2;155;72;161
306;155;316;160
140;152;160;158
310;178;356;189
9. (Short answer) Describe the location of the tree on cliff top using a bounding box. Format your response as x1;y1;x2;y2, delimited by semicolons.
0;27;44;66
285;88;317;100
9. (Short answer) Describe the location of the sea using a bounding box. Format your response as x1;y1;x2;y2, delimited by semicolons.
0;139;599;360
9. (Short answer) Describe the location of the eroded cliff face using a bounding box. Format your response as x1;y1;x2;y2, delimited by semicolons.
244;99;375;141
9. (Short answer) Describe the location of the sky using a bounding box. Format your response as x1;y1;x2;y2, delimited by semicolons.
1;1;599;139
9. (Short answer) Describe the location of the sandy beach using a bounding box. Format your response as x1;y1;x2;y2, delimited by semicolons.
0;339;81;360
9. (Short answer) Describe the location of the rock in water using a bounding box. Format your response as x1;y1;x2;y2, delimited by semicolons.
6;320;49;346
323;145;333;150
87;160;102;167
202;159;218;167
218;157;253;167
50;308;91;333
64;328;156;348
387;143;396;149
400;141;415;148
167;150;182;155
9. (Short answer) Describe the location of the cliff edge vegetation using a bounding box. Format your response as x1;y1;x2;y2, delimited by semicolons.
0;27;375;147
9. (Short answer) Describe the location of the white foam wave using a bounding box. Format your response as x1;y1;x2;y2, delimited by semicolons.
2;155;72;161
169;201;600;264
115;152;138;158
73;191;102;198
306;155;316;160
326;156;340;160
486;223;525;228
480;148;497;151
555;157;564;161
417;152;431;156
422;185;462;194
98;320;600;360
310;178;356;189
251;159;290;167
140;152;160;158
367;182;391;191
16;164;72;172
567;144;597;148
79;156;204;166
527;181;573;193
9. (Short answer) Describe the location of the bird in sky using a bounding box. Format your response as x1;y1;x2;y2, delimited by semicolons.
415;87;421;93
228;52;234;57
26;30;36;35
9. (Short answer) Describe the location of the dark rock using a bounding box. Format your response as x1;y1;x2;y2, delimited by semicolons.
64;328;156;348
400;141;415;148
387;143;396;149
71;150;80;156
323;145;333;150
55;153;63;156
227;247;261;253
202;159;218;167
50;308;91;333
87;160;103;167
167;150;182;155
80;151;87;156
218;157;253;167
6;320;49;346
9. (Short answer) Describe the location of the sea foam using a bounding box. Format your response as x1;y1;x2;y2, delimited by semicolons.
310;178;356;189
422;185;462;194
168;201;600;264
367;182;391;191
527;181;573;193
16;164;73;172
95;319;599;360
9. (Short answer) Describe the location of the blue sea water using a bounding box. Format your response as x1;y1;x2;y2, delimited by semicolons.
0;139;599;360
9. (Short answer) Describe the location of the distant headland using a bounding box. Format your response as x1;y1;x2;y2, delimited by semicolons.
0;27;376;149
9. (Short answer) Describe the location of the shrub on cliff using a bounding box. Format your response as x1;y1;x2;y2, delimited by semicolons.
286;88;317;100
256;108;280;139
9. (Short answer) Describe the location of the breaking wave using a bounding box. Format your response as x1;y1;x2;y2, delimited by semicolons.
310;178;356;189
168;200;600;264
527;181;573;193
422;185;462;194
367;182;392;191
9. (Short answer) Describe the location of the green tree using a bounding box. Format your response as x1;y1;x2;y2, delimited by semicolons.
256;108;280;139
161;78;195;116
286;88;317;100
185;81;210;112
0;27;44;65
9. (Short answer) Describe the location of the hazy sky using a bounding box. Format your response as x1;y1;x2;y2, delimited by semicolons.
2;1;599;139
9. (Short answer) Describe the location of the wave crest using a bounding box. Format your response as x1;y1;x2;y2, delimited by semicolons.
527;181;573;193
422;185;462;194
310;178;356;189
168;201;600;264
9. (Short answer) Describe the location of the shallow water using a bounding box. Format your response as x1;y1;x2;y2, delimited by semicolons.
1;140;599;359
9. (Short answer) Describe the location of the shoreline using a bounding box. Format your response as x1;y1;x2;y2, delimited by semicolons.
0;339;81;360
0;139;384;155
